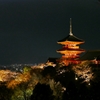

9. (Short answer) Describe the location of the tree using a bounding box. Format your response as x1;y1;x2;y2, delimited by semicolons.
72;61;94;84
30;83;54;100
42;66;56;79
7;68;32;100
49;79;65;100
0;82;13;100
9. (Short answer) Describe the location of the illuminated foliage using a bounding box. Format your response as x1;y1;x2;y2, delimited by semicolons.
23;66;31;73
0;70;18;82
0;62;97;100
49;79;65;100
72;61;94;84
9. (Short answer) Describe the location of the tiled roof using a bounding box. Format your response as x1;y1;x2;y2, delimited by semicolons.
80;50;100;60
58;34;84;42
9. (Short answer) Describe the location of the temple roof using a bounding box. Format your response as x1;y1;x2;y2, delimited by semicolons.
80;50;100;60
47;58;58;64
58;34;84;42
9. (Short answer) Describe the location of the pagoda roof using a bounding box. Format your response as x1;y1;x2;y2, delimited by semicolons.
58;34;84;43
80;50;100;60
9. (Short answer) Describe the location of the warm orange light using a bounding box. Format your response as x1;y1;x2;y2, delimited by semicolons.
57;41;84;45
57;40;85;65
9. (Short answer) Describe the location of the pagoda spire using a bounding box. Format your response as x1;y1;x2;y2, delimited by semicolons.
69;18;73;35
57;18;85;65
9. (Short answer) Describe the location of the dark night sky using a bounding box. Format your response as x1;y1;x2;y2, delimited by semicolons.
0;0;100;65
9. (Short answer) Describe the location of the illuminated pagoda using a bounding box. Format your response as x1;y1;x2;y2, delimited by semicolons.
57;18;85;65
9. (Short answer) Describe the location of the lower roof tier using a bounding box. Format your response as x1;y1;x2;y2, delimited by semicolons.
57;50;85;55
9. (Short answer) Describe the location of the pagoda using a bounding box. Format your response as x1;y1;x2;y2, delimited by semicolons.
57;18;85;65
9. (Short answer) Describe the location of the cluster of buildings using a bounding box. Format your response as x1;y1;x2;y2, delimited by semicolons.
48;18;100;65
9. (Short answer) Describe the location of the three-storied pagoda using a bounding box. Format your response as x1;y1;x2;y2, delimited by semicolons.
57;18;85;65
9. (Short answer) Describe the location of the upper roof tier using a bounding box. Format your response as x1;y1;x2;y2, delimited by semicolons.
58;18;84;43
58;34;84;42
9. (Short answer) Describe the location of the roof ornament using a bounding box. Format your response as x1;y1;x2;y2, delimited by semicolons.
69;18;73;35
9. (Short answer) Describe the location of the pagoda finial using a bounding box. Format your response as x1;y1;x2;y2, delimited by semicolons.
69;18;73;35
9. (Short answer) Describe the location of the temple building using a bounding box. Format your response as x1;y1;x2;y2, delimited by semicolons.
80;50;100;64
47;19;100;65
57;18;85;65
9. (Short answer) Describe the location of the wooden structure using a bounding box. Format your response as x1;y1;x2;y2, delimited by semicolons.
57;18;85;65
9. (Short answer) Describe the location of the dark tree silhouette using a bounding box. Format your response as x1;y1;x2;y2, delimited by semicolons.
30;83;54;100
55;69;75;87
62;81;79;100
90;81;100;100
42;66;56;78
0;82;13;100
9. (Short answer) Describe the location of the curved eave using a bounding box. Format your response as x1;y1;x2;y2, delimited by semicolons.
57;49;85;54
57;48;85;51
58;34;84;43
57;41;85;45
